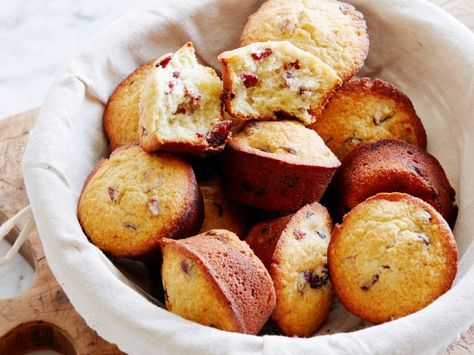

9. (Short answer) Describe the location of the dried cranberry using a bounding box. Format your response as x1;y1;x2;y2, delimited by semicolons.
299;87;312;95
157;55;172;68
172;71;180;78
360;274;379;291
195;132;204;139
251;48;272;60
293;229;306;240
206;121;231;148
240;73;259;88
180;259;193;274
108;186;119;203
303;265;329;289
123;222;138;231
168;81;175;91
284;60;301;70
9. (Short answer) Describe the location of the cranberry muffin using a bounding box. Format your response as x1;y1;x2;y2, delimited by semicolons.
329;139;457;225
78;144;203;259
140;42;231;156
247;202;333;336
220;120;341;212
240;0;369;81
311;78;427;161
104;59;156;150
218;41;342;126
328;192;458;324
161;229;276;334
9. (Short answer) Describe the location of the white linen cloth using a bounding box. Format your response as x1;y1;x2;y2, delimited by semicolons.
21;0;474;353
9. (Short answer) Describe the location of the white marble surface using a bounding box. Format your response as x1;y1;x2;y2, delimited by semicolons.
0;0;472;119
0;0;472;353
0;0;151;118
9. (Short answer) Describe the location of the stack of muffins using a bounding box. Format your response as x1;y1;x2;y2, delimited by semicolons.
78;0;458;337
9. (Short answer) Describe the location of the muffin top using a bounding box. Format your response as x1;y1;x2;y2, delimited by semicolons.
78;144;200;258
311;78;427;161
240;0;369;81
329;192;458;323
104;59;156;150
229;120;340;167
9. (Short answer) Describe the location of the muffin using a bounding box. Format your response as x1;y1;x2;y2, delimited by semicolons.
161;229;276;334
103;59;156;150
328;192;458;324
329;139;457;225
311;78;427;161
220;120;340;212
78;144;203;259
247;202;333;336
140;42;231;156
240;0;369;81
199;177;249;238
218;41;342;125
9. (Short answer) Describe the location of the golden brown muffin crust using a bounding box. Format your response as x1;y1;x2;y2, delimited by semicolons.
220;120;340;212
104;60;156;151
240;0;369;81
328;139;456;225
328;192;458;324
247;202;334;336
161;230;276;334
311;78;427;161
77;144;203;259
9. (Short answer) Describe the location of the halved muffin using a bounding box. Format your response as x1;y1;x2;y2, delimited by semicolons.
247;202;334;336
140;42;231;156
77;144;203;259
220;120;341;211
218;41;342;125
311;78;427;161
328;192;458;324
328;139;457;225
161;229;276;334
104;59;156;150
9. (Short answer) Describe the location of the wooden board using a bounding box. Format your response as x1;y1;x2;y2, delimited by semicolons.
0;109;123;355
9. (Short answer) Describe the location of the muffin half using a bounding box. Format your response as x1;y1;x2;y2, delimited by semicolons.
247;202;333;336
161;229;276;334
140;42;231;156
219;41;342;125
